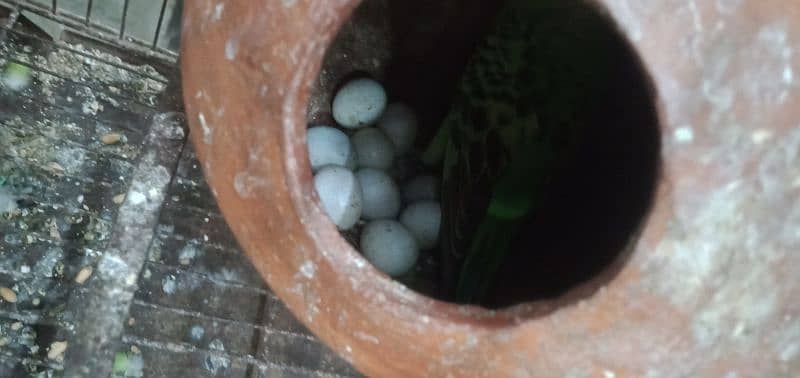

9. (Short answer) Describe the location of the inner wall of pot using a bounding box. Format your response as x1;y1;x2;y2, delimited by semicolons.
306;0;661;309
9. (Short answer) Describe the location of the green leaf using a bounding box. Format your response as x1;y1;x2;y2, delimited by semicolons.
112;351;129;376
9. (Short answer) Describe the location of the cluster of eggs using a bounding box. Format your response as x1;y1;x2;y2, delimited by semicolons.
309;78;441;277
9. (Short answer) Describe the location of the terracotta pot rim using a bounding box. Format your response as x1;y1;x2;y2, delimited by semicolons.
180;1;799;375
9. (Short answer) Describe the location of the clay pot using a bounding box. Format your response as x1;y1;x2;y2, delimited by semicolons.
180;0;799;376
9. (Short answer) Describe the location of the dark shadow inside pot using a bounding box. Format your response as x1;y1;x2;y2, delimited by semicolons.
307;0;661;309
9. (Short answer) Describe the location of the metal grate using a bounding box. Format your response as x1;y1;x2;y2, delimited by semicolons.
0;0;181;62
0;2;360;377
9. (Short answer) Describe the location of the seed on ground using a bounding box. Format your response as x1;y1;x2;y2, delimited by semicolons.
75;266;93;284
0;287;17;303
101;132;122;145
48;341;68;360
113;193;126;204
46;162;65;175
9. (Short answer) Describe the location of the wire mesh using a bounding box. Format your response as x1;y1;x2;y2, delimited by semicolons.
0;0;180;62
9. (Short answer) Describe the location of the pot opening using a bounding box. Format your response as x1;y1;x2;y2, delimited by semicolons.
306;0;661;309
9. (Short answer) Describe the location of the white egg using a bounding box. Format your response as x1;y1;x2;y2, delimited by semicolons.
402;175;438;202
314;166;362;230
332;78;387;128
307;126;356;172
400;201;441;250
361;220;419;277
351;128;395;170
377;103;418;154
355;168;401;220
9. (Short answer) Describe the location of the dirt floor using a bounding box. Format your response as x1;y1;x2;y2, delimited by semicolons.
0;5;358;377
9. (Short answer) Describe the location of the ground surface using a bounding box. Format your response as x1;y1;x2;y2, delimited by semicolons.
0;5;359;377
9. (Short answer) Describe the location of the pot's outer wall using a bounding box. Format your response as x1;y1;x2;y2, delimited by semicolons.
180;0;800;376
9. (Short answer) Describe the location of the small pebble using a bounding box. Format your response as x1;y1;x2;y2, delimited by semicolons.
47;341;68;360
355;168;401;220
0;287;17;303
130;345;141;354
113;193;126;204
129;192;146;205
10;322;22;331
32;298;40;306
400;201;441;250
74;266;93;284
351;128;395;170
307;126;356;171
332;78;387;128
101;132;122;145
190;325;205;341
361;220;419;277
314;165;363;230
378;103;418;154
402;175;439;203
128;317;136;326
